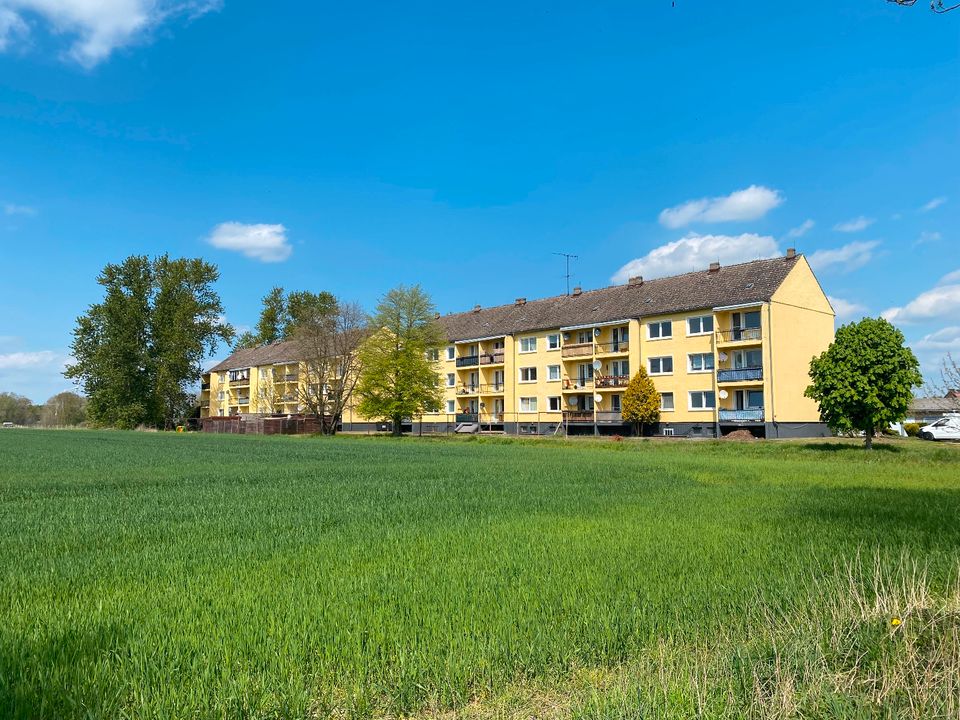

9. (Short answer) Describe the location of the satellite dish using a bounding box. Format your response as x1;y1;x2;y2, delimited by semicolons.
718;389;729;399
568;397;578;406
592;360;602;370
718;352;728;361
594;393;603;403
563;332;571;341
594;328;601;337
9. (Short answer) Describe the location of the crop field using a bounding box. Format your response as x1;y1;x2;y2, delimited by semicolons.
0;430;959;719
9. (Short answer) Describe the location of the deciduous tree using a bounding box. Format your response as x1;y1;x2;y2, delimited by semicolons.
622;368;660;436
355;286;443;436
0;392;39;425
805;317;921;449
40;391;87;427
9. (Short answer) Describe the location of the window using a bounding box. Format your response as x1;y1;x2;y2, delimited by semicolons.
519;397;538;413
647;321;672;339
217;391;225;401
687;315;714;335
446;373;455;387
577;330;593;344
446;346;455;361
547;364;561;381
446;400;455;414
426;348;440;362
548;396;562;412
611;394;622;413
519;367;538;383
611;359;629;377
649;356;673;375
689;391;716;410
747;390;764;408
547;334;561;350
519;336;537;353
733;349;763;369
660;392;675;411
688;353;715;373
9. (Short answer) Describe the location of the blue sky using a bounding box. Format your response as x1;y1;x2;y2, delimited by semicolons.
1;1;958;402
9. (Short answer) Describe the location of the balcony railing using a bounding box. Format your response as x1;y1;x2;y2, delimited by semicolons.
561;342;594;358
717;367;763;383
479;383;505;393
282;373;299;382
457;385;480;395
718;408;764;422
717;327;762;343
456;413;479;423
237;396;250;405
479;352;505;365
563;377;594;389
563;411;595;423
596;411;624;424
456;355;480;367
595;341;629;355
200;382;210;391
596;375;630;388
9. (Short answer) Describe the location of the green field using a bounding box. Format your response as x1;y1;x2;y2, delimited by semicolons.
1;431;958;719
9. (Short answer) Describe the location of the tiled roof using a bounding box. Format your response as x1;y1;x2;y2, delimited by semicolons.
909;397;960;413
438;255;801;342
208;339;304;373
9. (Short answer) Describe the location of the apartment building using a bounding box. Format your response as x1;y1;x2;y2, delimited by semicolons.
425;250;834;438
201;250;834;438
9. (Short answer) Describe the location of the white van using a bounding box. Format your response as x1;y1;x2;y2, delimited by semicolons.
919;414;960;442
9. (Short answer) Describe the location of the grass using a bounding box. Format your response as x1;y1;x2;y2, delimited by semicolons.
0;430;958;719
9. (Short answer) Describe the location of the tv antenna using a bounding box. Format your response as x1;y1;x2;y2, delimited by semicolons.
553;252;579;295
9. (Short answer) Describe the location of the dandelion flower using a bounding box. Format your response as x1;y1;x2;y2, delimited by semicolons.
891;617;902;627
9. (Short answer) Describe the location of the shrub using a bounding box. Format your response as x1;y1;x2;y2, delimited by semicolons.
904;422;921;437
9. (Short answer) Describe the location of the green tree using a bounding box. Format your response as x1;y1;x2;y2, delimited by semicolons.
355;285;443;436
805;317;921;449
40;392;87;427
65;255;233;429
0;392;39;425
621;367;660;436
234;288;336;349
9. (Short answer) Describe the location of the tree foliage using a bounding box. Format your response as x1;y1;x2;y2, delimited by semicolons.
234;288;337;349
621;368;660;436
40;392;87;427
355;286;443;435
0;392;40;425
65;255;233;429
805;317;921;449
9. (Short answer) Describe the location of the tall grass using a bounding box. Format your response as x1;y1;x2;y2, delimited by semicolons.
0;431;957;718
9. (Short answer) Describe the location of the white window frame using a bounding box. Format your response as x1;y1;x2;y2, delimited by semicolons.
689;390;716;411
446;400;455;414
519;397;538;413
647;320;673;340
446;373;456;387
648;356;674;375
426;348;440;362
686;315;714;336
660;392;675;412
519;336;537;353
547;396;562;412
446;346;455;361
547;364;561;381
687;353;715;374
519;367;538;383
547;334;561;350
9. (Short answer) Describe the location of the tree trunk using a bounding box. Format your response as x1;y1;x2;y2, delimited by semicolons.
865;430;874;450
392;414;403;436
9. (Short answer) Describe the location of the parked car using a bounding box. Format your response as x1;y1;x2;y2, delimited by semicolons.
1;422;14;429
919;413;960;441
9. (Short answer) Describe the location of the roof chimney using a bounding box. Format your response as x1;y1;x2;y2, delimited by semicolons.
472;304;481;313
434;312;441;319
708;261;720;273
515;297;526;306
628;276;643;286
786;247;796;259
572;286;582;296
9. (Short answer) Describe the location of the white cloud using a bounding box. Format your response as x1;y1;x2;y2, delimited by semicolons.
833;216;874;233
612;232;780;284
0;0;220;67
920;197;946;213
206;222;292;263
658;185;784;229
915;231;941;246
0;350;58;369
827;296;868;322
938;269;960;286
883;283;960;324
785;219;815;239
914;326;960;352
3;202;36;216
807;240;879;273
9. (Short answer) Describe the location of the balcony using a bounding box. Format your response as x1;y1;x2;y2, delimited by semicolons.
563;411;595;423
562;377;594;390
237;396;250;405
596;411;624;424
201;382;210;391
479;352;505;365
561;342;594;358
282;373;299;382
717;367;763;383
596;375;630;388
456;384;480;395
718;408;764;422
479;383;505;394
456;355;480;368
595;341;629;355
456;413;479;423
716;327;762;344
